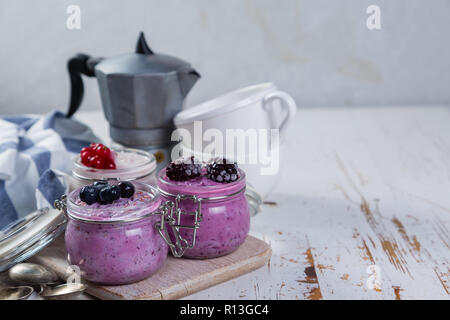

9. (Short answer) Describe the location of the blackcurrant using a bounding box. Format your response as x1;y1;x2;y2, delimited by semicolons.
79;185;100;205
118;181;135;198
99;185;120;204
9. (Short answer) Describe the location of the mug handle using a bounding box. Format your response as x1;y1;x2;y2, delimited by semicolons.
263;91;297;137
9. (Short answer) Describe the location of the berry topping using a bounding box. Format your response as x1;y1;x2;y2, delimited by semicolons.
79;185;100;205
90;156;105;169
80;148;94;166
79;143;116;170
79;181;130;205
206;158;239;183
118;181;135;198
95;145;112;159
98;185;121;204
105;159;116;170
166;156;201;181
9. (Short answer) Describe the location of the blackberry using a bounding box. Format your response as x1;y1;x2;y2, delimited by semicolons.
206;158;239;183
166;156;202;181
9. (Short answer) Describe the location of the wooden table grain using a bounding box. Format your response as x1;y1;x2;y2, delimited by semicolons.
75;105;450;300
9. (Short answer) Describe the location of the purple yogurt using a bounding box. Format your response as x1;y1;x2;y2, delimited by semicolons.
65;183;168;285
157;168;250;259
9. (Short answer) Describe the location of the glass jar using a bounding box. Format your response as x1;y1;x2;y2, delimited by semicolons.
71;147;157;191
110;141;174;174
157;168;250;259
60;183;168;285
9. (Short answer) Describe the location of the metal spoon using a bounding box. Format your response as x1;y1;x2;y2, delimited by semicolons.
30;284;44;295
0;286;34;300
8;263;59;285
41;283;87;300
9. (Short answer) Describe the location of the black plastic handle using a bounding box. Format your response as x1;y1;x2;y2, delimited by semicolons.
67;54;102;118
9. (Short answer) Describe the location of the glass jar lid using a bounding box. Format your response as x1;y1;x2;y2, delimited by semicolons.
0;208;66;272
72;147;156;182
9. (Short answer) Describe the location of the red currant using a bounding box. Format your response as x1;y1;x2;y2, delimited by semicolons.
81;150;91;160
96;146;112;159
105;159;116;170
81;143;116;169
94;144;105;152
81;147;92;154
90;156;105;169
81;154;91;166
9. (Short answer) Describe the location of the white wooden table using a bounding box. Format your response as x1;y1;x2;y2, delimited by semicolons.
75;105;450;300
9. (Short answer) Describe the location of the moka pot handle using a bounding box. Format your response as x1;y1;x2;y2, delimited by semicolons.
66;53;103;118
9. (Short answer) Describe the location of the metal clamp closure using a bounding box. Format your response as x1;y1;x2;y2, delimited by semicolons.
154;195;202;258
54;195;68;215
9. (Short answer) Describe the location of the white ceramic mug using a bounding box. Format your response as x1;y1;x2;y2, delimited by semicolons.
174;83;297;152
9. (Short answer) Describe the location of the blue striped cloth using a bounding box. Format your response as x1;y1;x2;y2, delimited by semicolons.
0;111;100;228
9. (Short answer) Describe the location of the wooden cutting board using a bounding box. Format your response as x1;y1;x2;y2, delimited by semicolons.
30;235;271;300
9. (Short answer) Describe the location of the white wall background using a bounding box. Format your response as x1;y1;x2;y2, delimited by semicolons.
0;0;449;115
